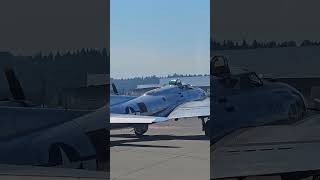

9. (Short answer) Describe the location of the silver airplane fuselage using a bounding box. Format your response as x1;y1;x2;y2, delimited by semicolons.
110;84;206;130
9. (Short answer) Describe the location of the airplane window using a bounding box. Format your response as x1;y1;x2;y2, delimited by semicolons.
169;79;182;86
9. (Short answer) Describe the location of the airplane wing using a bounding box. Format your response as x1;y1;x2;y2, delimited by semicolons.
111;113;168;124
211;116;320;179
168;98;210;120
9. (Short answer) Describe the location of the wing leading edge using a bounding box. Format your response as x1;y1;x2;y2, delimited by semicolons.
110;113;168;124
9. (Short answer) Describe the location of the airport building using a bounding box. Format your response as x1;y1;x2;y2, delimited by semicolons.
60;73;108;110
87;73;109;87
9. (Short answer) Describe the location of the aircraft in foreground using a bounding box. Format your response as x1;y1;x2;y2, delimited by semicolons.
209;56;307;142
110;78;210;136
0;67;111;171
210;56;320;180
211;114;320;180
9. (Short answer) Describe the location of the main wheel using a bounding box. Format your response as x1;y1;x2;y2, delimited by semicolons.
134;124;148;136
204;120;211;137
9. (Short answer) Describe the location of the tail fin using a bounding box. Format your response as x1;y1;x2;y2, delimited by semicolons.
3;66;26;101
111;83;119;95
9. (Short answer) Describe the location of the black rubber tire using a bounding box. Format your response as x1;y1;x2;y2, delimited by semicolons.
204;120;211;137
134;124;148;136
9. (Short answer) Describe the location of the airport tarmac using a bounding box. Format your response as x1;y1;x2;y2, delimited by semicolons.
110;117;209;180
0;164;109;180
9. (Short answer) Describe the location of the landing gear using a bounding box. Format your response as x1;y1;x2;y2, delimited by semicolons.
201;117;211;137
133;124;149;136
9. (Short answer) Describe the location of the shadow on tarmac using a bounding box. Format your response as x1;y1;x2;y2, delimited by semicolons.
110;134;208;148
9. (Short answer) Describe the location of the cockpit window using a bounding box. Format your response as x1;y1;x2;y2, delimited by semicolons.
169;79;182;86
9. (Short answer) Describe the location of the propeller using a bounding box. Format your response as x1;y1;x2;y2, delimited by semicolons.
111;83;119;95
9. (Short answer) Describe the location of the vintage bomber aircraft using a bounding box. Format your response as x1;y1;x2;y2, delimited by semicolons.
110;79;210;136
211;115;320;180
0;66;209;170
0;67;173;171
208;56;307;142
209;56;320;180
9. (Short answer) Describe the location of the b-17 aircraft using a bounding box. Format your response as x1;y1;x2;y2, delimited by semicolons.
110;78;210;136
0;66;209;172
0;67;111;171
210;56;320;180
208;56;307;142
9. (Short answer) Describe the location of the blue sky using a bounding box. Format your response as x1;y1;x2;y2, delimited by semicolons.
111;0;210;78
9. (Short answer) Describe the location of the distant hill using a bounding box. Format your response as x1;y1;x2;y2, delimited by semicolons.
111;74;208;94
214;46;320;77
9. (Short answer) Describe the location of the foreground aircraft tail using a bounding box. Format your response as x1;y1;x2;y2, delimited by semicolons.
4;66;26;101
111;83;119;95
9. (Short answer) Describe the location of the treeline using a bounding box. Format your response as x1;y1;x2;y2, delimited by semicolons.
167;73;209;78
0;48;108;104
111;74;209;94
30;48;108;62
211;40;320;50
112;73;208;81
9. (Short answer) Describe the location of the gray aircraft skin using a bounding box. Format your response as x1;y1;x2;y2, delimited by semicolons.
0;105;108;170
110;79;208;136
0;67;108;171
0;67;208;170
209;56;307;143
